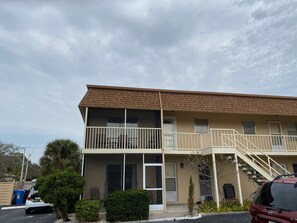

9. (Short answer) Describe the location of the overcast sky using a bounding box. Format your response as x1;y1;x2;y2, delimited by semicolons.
1;0;297;163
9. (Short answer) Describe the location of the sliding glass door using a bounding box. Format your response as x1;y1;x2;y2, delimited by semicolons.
106;164;137;195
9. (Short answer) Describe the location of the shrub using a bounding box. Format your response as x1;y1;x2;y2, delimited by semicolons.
38;168;85;221
197;199;250;213
105;189;149;222
75;199;101;222
188;176;194;216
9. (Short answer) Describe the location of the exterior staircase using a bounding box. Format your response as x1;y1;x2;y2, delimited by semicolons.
0;180;15;206
221;130;291;185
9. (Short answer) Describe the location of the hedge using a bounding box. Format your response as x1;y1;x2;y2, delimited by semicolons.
105;189;149;222
75;199;101;222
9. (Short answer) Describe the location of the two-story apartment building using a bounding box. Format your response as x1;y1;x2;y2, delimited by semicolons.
79;85;297;211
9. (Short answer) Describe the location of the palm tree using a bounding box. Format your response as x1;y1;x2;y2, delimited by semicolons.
39;139;81;176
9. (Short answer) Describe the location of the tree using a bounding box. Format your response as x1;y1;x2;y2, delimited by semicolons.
39;139;81;176
0;142;41;181
38;168;85;221
0;142;16;155
188;176;194;216
186;153;239;201
0;142;20;180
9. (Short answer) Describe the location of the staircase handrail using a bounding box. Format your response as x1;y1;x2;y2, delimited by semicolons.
220;133;279;176
221;129;290;177
234;130;290;175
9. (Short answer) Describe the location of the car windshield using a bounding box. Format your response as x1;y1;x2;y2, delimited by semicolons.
269;182;297;211
256;182;297;211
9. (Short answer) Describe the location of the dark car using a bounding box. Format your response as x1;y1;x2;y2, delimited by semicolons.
250;174;297;223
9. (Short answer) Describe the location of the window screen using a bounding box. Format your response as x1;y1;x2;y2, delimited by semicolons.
287;123;297;135
195;119;208;133
242;121;255;134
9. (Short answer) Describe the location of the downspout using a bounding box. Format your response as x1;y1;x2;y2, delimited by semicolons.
159;92;167;212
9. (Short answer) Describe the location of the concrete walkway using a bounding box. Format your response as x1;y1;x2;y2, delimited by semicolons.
146;204;201;222
97;204;201;222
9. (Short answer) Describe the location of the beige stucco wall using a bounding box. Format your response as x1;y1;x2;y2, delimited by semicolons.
165;155;199;203
165;154;257;203
262;155;297;173
163;111;297;135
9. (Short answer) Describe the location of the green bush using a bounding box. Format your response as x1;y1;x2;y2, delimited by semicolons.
75;199;101;222
38;168;85;221
105;189;149;222
197;199;250;213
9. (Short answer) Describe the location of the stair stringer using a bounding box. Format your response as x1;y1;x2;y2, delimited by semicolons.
234;150;273;181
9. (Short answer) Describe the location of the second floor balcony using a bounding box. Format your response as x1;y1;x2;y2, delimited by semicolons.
85;127;162;150
84;127;297;154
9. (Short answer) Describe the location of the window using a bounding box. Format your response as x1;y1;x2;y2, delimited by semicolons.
199;165;212;198
242;121;256;134
195;119;208;133
287;123;297;135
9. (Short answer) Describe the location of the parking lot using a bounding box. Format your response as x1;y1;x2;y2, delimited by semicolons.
0;206;55;223
0;206;250;223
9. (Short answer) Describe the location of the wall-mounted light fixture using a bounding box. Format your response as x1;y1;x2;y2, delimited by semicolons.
180;163;184;168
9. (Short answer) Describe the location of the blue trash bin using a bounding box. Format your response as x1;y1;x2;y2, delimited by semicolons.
14;189;25;205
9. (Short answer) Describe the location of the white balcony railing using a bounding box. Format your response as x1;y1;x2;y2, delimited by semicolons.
164;129;297;152
85;127;161;149
85;127;297;152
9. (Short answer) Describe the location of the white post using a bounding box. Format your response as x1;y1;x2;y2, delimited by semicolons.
212;153;220;209
124;109;127;149
80;107;88;200
143;154;145;189
123;153;126;190
210;130;214;147
159;92;166;212
234;154;243;206
20;147;26;184
81;107;88;177
123;109;127;190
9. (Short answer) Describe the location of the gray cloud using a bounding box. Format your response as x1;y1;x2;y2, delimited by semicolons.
0;0;296;162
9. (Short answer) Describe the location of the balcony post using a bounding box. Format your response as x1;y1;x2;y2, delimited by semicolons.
123;153;126;190
159;92;167;212
83;107;89;150
124;109;127;149
82;107;88;177
200;134;203;150
211;129;214;148
234;154;243;206
212;153;220;209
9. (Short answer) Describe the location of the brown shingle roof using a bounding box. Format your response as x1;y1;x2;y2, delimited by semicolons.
79;85;297;116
